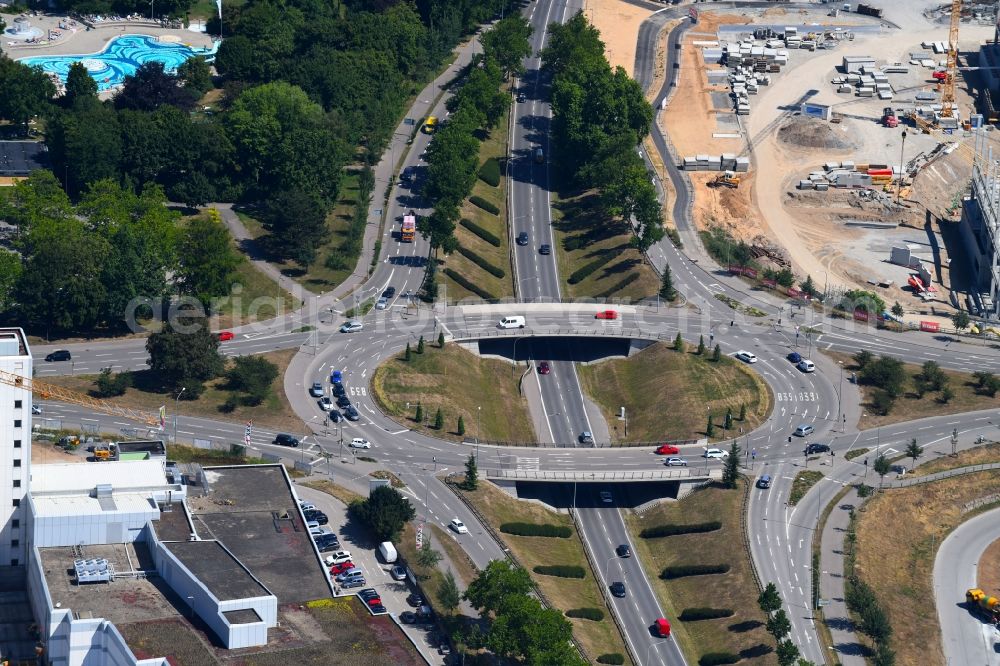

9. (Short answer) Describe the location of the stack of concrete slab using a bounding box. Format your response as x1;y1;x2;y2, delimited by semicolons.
843;55;876;73
683;155;750;172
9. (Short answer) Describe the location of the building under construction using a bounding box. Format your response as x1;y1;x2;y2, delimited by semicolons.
960;130;1000;317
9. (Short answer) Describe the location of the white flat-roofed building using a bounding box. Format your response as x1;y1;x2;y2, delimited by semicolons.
0;328;32;569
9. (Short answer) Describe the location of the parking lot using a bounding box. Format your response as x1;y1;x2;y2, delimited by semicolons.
296;484;451;664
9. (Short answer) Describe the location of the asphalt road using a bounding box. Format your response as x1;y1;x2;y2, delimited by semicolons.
934;507;1000;666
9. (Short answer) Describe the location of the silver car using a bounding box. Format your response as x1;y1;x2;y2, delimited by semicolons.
375;297;388;310
340;321;363;333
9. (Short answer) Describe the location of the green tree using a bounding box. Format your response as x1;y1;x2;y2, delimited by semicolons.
891;301;904;318
871;389;895;415
872;642;896;666
801;274;817;298
0;249;22;313
416;540;443;568
952;310;971;333
64;61;98;105
176;213;240;308
437;570;461;613
404;342;412;361
905;438;923;469
858;356;906;397
114;61;197;112
464;453;478;490
94;367;132;398
145;317;225;393
481;15;533;79
712;344;721;362
767;609;792;641
438;331;445;348
434;407;444;430
739;403;747;421
417;335;425;353
706;414;715;438
873;453;890;488
722;440;741;488
177;55;213;97
724;408;733;430
347;485;415;542
465;560;533;616
457;416;466;436
261;187;328;266
775;267;795;288
918;360;947;392
776;640;801;666
414;403;423;423
940;386;954;403
696;335;705;355
853;349;874;370
226;356;278;405
0;56;56;128
660;264;677;301
673;332;684;352
758;582;782;615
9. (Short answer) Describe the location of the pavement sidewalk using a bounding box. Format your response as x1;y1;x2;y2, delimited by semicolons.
818;485;868;666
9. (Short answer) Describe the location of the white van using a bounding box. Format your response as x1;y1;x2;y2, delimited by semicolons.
378;541;398;563
498;316;526;329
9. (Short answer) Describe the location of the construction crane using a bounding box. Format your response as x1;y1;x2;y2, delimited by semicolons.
0;371;161;427
940;0;962;118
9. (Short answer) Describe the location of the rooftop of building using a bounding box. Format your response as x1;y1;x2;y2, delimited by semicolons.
153;502;194;542
31;459;169;495
32;492;156;518
186;465;330;604
163;540;270;603
0;328;29;358
116;440;166;457
0;142;45;177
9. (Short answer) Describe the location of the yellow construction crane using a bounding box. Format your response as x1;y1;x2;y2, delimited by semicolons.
0;371;161;427
941;0;962;118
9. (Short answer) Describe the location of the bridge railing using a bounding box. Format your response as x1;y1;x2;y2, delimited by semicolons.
485;468;720;481
469;438;707;449
450;327;674;342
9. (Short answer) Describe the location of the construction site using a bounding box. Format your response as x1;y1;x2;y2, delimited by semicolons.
657;0;1000;321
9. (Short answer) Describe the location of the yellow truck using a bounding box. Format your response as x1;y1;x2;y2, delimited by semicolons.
422;116;438;134
966;588;1000;625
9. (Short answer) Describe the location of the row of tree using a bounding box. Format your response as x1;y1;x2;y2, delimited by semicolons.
542;12;663;251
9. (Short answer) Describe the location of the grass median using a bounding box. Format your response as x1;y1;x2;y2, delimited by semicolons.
372;342;535;442
456;480;630;663
578;342;772;442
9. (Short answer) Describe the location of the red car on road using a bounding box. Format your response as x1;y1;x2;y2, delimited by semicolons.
655;444;680;455
538;361;551;375
595;310;619;320
216;331;235;341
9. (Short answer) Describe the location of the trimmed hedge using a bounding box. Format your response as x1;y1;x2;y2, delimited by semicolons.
460;218;502;247
597;272;639;299
533;565;585;579
565;607;604;621
499;522;572;538
469;195;499;215
597;655;625;665
640;521;722;539
660;564;730;579
478;157;501;186
679;607;736;621
443;268;497;300
457;245;505;278
699;653;739;666
563;235;588;251
568;251;616;284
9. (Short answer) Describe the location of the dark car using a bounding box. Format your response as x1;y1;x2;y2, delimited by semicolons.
358;588;380;601
538;361;551;375
383;286;396;299
318;541;341;553
370;603;387;614
273;434;300;448
516;231;529;246
787;351;802;364
516;92;526;103
336;394;352;409
756;475;772;489
345;406;360;421
305;511;329;525
805;443;831;455
406;593;424;607
610;582;626;598
615;544;631;558
341;578;366;589
400;611;417;624
539;244;551;255
45;350;72;362
332;383;346;397
329;409;343;423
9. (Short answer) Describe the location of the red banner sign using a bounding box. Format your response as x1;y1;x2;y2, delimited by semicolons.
763;278;777;288
853;309;870;322
920;320;940;332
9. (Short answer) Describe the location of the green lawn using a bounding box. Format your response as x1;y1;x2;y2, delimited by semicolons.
577;342;772;443
551;190;660;302
371;343;535;442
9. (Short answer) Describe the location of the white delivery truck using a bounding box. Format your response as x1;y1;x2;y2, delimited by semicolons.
378;541;398;563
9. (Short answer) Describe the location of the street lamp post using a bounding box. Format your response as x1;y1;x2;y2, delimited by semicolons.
837;360;844;432
476;406;482;465
173;387;185;444
896;129;908;205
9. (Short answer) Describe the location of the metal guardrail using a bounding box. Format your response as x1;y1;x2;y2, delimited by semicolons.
470;438;706;450
739;474;764;594
450;327;674;342
883;461;1000;488
486;468;718;481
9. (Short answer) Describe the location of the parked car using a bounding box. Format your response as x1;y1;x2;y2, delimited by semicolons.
579;431;594;444
537;361;551;375
406;593;424;607
308;525;327;536
340;321;363;333
794;424;815;437
616;544;631;558
735;350;758;363
341;577;366;589
539;244;551;255
516;231;529;245
400;611;417;624
318;541;341;553
273;434;300;448
600;491;613;503
216;331;234;341
797;359;816;373
325;551;353;566
318;396;334;411
350;438;371;449
391;565;407;581
787;351;802;364
304;511;328;525
329;562;353;575
756;475;772;489
450;518;468;534
664;457;688;467
610;582;626;598
45;350;71;362
370;603;387;614
595;309;618;320
299;501;316;511
309;382;324;397
703;448;729;459
805;443;831;455
655;444;679;455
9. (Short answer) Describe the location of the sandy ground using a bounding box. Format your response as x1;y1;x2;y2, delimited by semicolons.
31;440;86;465
979;536;1000;597
583;0;653;76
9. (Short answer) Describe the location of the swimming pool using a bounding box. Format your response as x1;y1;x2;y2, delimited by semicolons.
18;34;218;91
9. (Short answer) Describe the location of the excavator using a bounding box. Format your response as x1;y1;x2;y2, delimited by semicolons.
710;171;741;189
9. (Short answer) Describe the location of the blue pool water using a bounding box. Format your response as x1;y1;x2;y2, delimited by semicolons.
19;35;217;91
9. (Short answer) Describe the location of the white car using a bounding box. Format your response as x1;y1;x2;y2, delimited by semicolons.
340;321;363;333
664;457;688;467
735;350;758;364
318;396;334;411
450;518;468;534
797;359;816;373
703;448;729;459
375;297;388;310
299;501;316;512
309;526;330;537
350;438;371;449
324;551;352;566
31;404;42;414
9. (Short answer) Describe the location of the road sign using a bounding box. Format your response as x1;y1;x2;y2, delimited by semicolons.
416;522;424;549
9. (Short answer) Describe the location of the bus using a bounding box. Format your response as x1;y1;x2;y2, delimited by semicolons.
401;213;416;242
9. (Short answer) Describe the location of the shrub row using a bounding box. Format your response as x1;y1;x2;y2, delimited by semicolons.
845;575;893;645
699;653;739;666
457;245;505;278
597;654;625;665
478;157;501;186
660;563;730;579
568;251;616;284
460;218;502;247
563;235;587;251
469;195;499;215
443;268;497;300
565;607;604;621
640;521;722;539
533;565;585;579
597;272;639;299
679;607;735;621
499;522;572;538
